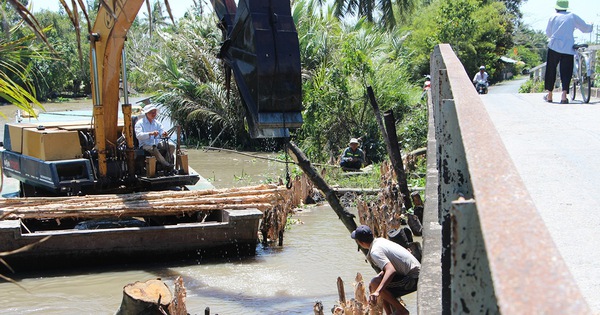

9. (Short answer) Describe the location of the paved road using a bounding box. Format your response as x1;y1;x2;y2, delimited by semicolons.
481;82;600;312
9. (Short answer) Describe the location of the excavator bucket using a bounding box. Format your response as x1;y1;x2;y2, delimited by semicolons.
211;0;303;138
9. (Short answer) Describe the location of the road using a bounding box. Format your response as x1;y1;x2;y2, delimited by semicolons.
481;80;600;312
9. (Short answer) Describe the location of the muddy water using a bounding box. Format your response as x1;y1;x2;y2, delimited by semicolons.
0;99;417;314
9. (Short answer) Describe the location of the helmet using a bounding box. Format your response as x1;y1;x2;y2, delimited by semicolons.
479;66;486;70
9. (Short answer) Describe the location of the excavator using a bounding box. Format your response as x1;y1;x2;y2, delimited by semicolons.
1;0;303;197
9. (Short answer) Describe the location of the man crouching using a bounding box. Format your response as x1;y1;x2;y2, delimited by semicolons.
351;225;420;315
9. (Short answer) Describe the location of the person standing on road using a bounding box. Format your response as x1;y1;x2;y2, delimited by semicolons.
544;0;593;104
351;225;420;315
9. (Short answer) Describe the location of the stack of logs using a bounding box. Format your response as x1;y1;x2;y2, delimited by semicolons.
0;177;316;244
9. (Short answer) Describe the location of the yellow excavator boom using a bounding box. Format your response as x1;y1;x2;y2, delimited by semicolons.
89;0;145;178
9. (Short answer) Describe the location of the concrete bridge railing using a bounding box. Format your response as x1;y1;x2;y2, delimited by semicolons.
418;44;592;314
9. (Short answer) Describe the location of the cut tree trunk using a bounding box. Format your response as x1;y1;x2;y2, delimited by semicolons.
116;279;172;315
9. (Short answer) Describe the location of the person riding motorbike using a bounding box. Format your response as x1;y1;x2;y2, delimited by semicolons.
473;66;489;94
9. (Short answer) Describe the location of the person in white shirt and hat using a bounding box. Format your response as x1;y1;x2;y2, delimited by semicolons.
544;0;593;104
134;104;175;170
340;137;365;171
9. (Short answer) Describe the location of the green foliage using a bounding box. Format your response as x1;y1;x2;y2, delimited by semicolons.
402;0;514;82
513;24;548;64
325;163;383;189
332;0;417;29
518;78;544;93
0;5;46;115
295;1;426;164
30;10;91;99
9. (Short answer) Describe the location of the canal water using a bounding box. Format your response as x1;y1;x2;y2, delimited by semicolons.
0;100;417;314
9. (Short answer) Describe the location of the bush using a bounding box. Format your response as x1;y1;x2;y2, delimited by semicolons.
518;78;544;93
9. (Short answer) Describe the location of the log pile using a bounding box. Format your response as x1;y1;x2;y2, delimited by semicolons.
0;181;307;245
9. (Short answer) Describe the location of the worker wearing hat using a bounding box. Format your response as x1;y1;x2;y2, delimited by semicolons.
543;0;593;104
339;137;364;171
134;104;175;170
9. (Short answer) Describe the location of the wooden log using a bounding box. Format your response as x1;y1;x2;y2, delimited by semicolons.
1;203;274;220
313;301;325;315
383;110;412;210
287;141;358;235
116;279;172;315
0;183;301;220
354;272;368;306
366;87;411;210
167;276;187;315
337;276;346;304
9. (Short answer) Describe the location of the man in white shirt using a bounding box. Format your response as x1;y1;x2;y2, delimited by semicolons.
352;225;420;315
544;0;593;104
472;65;489;85
134;104;175;170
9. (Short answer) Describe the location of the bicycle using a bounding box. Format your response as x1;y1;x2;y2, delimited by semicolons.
570;44;595;103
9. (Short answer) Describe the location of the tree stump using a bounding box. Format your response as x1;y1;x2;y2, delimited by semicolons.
116;279;173;315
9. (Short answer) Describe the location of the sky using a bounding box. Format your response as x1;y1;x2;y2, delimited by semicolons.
30;0;600;39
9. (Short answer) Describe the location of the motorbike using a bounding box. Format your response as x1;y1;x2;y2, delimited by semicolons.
475;80;488;94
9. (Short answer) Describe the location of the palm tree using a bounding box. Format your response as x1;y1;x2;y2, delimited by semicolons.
1;0;175;114
0;3;47;117
332;0;416;29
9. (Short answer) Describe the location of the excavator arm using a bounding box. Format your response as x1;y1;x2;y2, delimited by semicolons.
89;0;303;179
211;0;303;138
89;0;145;179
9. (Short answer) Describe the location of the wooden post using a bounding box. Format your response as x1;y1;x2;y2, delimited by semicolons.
383;110;412;210
367;86;412;210
337;277;346;304
287;142;358;234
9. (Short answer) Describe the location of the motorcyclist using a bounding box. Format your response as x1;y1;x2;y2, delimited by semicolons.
473;65;489;86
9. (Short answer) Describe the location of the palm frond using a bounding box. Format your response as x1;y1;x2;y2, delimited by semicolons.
6;0;56;53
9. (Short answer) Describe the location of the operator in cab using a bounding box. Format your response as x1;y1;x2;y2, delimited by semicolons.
340;138;365;171
135;104;175;170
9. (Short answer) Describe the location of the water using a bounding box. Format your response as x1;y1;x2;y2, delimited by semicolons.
0;100;418;314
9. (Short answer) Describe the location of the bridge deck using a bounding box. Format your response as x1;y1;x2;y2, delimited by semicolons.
482;82;600;312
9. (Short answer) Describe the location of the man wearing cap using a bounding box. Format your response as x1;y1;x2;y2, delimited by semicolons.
340;138;365;171
544;0;593;104
134;104;175;170
352;225;420;315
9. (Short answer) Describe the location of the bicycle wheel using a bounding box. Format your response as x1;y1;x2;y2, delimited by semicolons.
580;58;591;103
570;76;577;100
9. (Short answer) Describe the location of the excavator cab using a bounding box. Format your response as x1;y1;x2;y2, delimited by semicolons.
211;0;303;138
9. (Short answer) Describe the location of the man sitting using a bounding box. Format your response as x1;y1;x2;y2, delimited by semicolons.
340;138;365;171
134;104;174;170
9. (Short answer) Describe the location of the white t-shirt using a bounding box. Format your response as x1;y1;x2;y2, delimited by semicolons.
368;238;420;278
473;71;489;83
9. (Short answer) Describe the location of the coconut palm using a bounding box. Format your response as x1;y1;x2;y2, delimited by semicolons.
2;0;175;111
332;0;416;29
